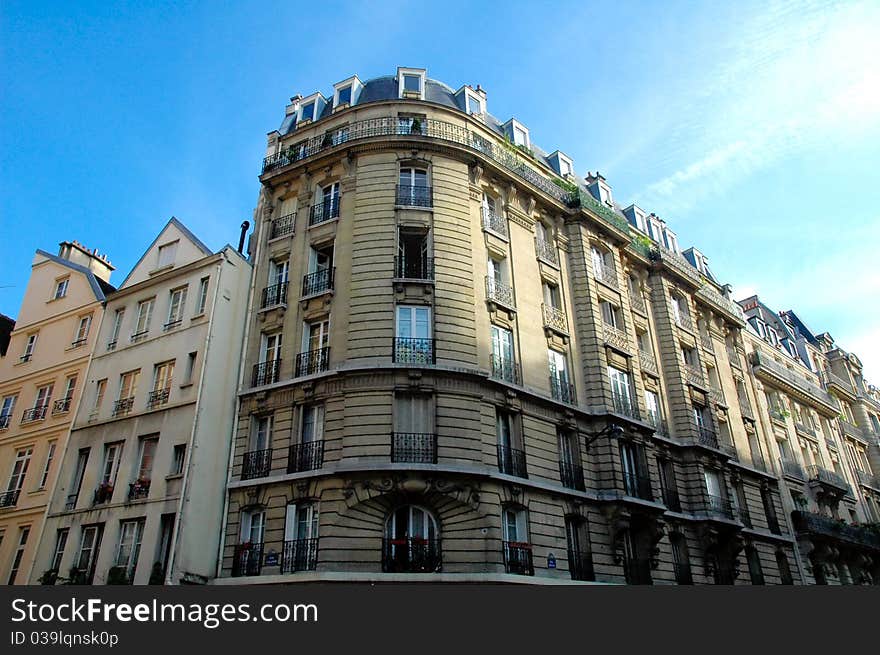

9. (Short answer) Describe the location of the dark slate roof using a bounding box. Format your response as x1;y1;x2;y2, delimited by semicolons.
779;310;819;344
35;249;116;302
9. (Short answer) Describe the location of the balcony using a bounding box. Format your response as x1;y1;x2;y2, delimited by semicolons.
281;538;318;573
794;421;816;437
726;345;742;368
646;414;669;436
394;255;434;281
111;397;134;418
162;319;181;333
383;537;442;573
674;311;695;333
706;494;737;521
497;444;527;478
661;485;681;512
308;197;340;226
231;543;264;577
700;333;714;352
630;292;647;315
146;388;170;410
391;432;437;464
260;282;289;309
130;330;149;344
301;268;335;297
21;405;48;423
593;263;619;290
241;448;272;480
791;510;880;550
602;323;630;352
807;465;851;496
779;458;805;481
393;337;435;365
535;238;558;265
559;460;585;491
610;391;641;420
481;207;508;238
52;397;72;415
568;550;595;582
0;489;20;508
252;359;282;387
694;284;746;326
288;440;325;473
840;419;864;440
751;351;836;410
825;371;855;396
503;541;534;576
623;557;653;585
490;354;521;384
270;212;295;240
541;304;568;334
683;363;704;387
0;415;10;430
485;277;515;310
93;483;114;505
738;398;755;420
856;469;880;492
549;375;577;405
127;479;150;502
694;421;719;449
396;184;432;208
622;471;653;500
638;350;658;376
295;347;330;377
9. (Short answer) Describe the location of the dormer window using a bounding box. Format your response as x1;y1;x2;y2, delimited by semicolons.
560;159;572;176
337;86;351;106
513;126;528;147
465;90;484;115
300;102;315;123
767;327;779;346
404;74;420;92
157;242;177;269
398;68;426;100
333;75;362;110
663;230;678;254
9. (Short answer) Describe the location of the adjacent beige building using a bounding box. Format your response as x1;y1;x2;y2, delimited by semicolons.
0;242;114;584
31;219;250;584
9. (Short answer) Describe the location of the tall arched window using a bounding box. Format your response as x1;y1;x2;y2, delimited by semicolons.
382;505;440;573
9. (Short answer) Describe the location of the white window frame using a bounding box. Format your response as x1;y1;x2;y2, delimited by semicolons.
118;370;139;402
260;332;283;364
54;277;69;299
136;438;158;481
134;298;154;337
285;503;319;542
166;286;188;325
7;448;33;492
73;315;91;343
395;305;431;340
115;519;144;580
39;441;56;489
464;88;484;115
100;442;123;486
109;309;125;347
51;528;68;572
252;415;273;451
608;366;632;405
23;333;38;360
241;509;266;544
302;319;330;354
397;67;426;99
195;277;210;315
156;241;178;268
300;405;324;444
502;507;528;544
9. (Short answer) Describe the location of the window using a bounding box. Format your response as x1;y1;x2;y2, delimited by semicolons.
496;410;525;477
118;370;140;402
157;242;178;268
92;379;107;414
165;287;187;328
305;243;334;295
136;437;158;482
39;442;56;489
762;488;781;534
62;375;77;403
465;91;483;115
300;405;324;444
114;519;145;583
72;315;91;345
398;167;429;206
490;324;516;381
28;384;53;421
384;505;439;572
620;440;650;499
658;458;680;510
558;428;583;491
171;444;186;476
75;525;103;583
303;319;330;354
600;301;621;328
591;246;613;278
542;281;561;310
195;277;209;315
100;442;123;488
501;507;532;574
565;516;594;581
283;503;320;572
513;126;528;148
51;528;68;573
776;551;794;584
67;448;90;508
403;74;421;93
269;258;289;288
548;348;570;388
133;299;154;340
7;527;29;584
1;395;17;429
241;509;266;545
317;182;340;221
150;361;174;407
645;390;662;428
7;448;33;494
746;546;765;585
251;415;273;452
397;227;430;279
54;278;69;299
682;345;699;368
704;468;724;505
22;333;37;361
671;534;693;584
336;85;352;106
608;366;633;414
183;352;197;385
486;256;510;297
300;101;315;122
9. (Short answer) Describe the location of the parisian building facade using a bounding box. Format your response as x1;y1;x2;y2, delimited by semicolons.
3;67;879;586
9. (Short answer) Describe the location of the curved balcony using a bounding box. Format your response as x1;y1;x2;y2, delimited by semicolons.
391;432;437;464
382;537;442;573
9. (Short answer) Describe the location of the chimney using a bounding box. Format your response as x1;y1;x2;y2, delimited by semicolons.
238;221;250;254
58;240;115;283
475;84;487;100
285;94;303;116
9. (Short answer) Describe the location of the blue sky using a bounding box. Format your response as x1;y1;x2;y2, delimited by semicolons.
2;1;879;375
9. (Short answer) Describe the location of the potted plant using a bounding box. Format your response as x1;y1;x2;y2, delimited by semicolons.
409;117;422;135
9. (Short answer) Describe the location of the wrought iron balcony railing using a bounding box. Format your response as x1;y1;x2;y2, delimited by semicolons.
568;549;595;581
481;207;508;237
301;267;335;297
282;538;318;573
64;493;78;511
486;277;515;310
252;359;282;387
287;440;324;473
603;323;631;352
93;483;114;505
0;489;21;508
396;184;432;208
295;347;330;377
535;238;558;265
675;311;695;332
611;391;640;420
593;263;619;289
308;197;340;225
706;494;737;521
490;354;521;384
622;471;653;501
261;281;289;308
751;351;835;407
127;480;150;502
270;212;295;239
541;303;568;333
231;542;264;577
700;333;714;352
52;397;72;415
241;448;272;480
503;541;534;576
391;432;437;464
779;458;805;480
856;469;880;491
383;537;442;573
112;397;134;417
638;350;658;376
497;444;528;478
559;460;585;491
393;337;435;365
550;375;577;404
646;414;669;436
71;337;88;348
791;510;880;549
146;388;170;410
694;421;719;449
394;255;434;281
21;405;49;423
807;465;851;495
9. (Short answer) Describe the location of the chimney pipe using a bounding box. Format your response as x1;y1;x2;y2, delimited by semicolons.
238;221;250;254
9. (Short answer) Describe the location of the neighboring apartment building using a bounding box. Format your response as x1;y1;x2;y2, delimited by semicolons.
216;67;801;585
740;298;880;584
0;242;114;584
31;218;250;584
